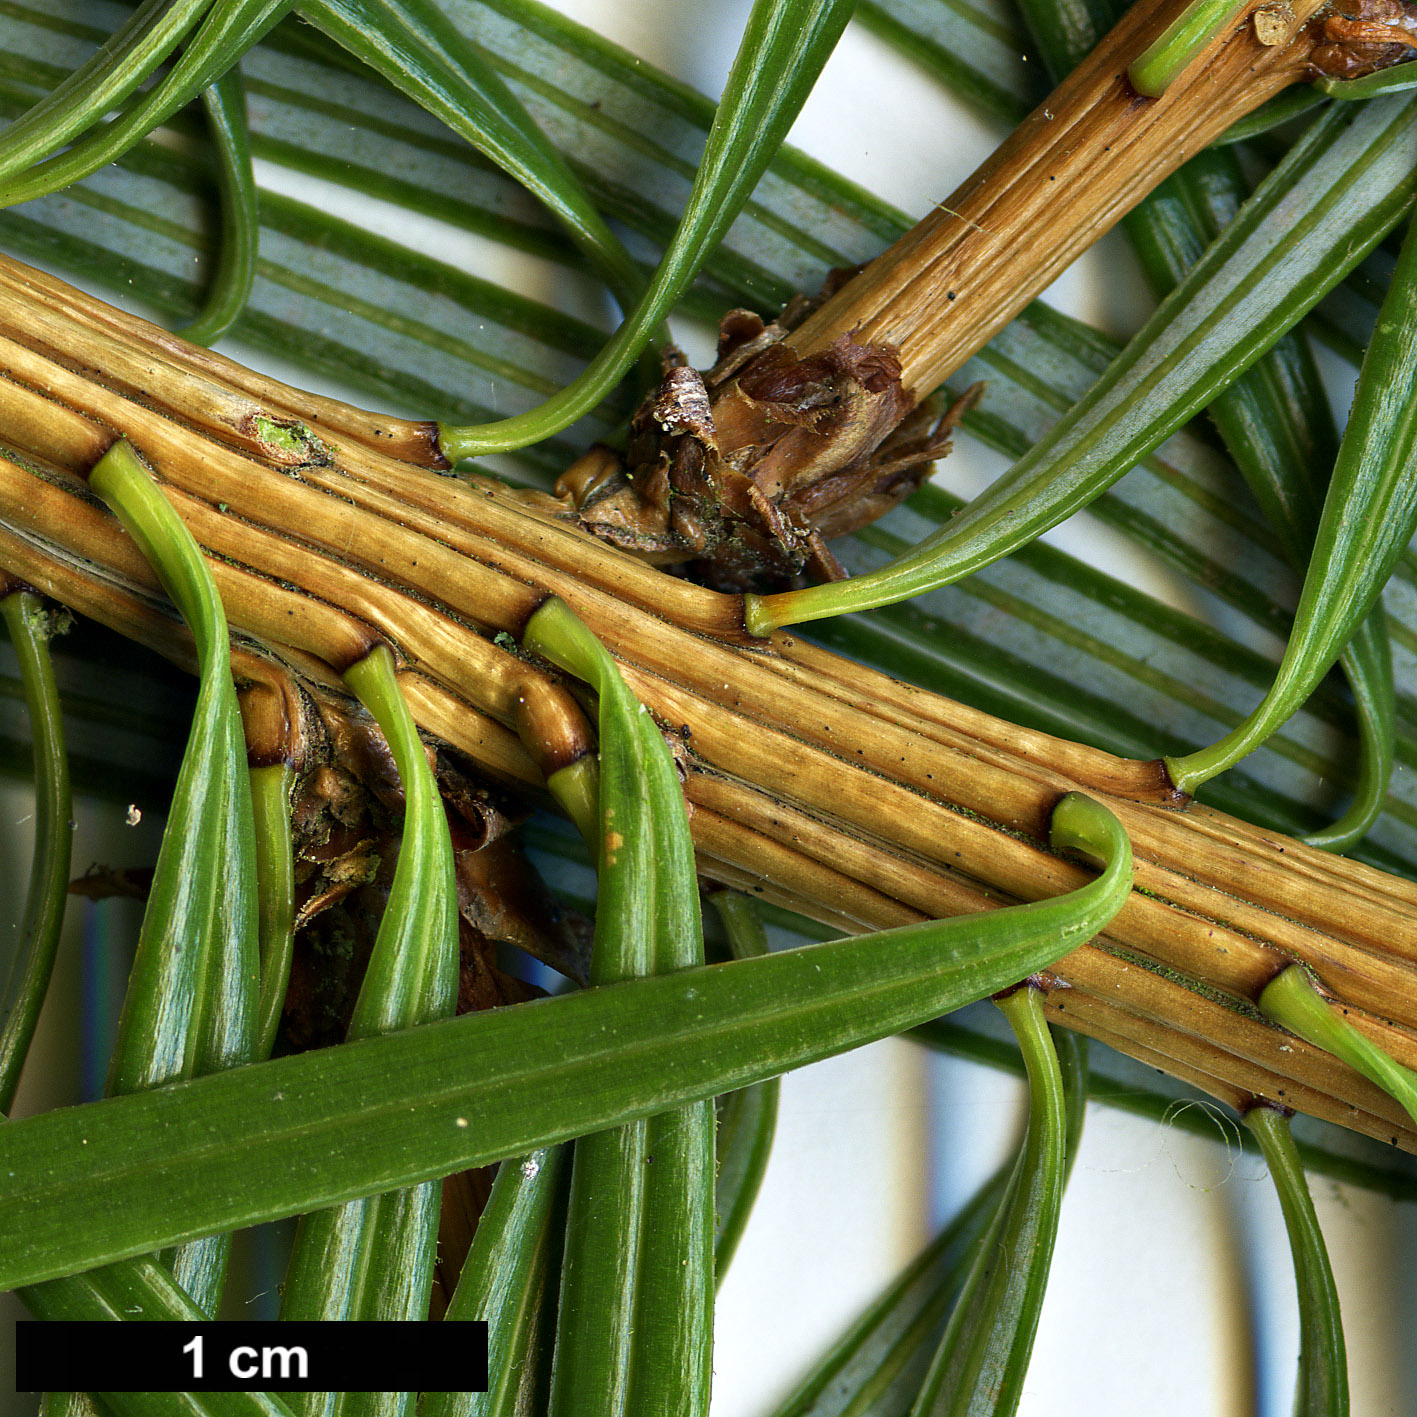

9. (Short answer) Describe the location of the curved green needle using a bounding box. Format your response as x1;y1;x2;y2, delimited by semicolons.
1259;966;1417;1131
296;0;644;316
525;598;712;1417
0;791;1132;1292
437;0;856;461
279;643;458;1360
910;985;1068;1417
86;438;259;1314
177;69;260;347
0;591;71;1115
1245;1105;1349;1417
708;890;780;1282
1167;212;1417;798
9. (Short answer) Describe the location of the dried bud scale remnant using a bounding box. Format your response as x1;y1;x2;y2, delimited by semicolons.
557;301;979;591
1312;0;1417;75
652;364;718;448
